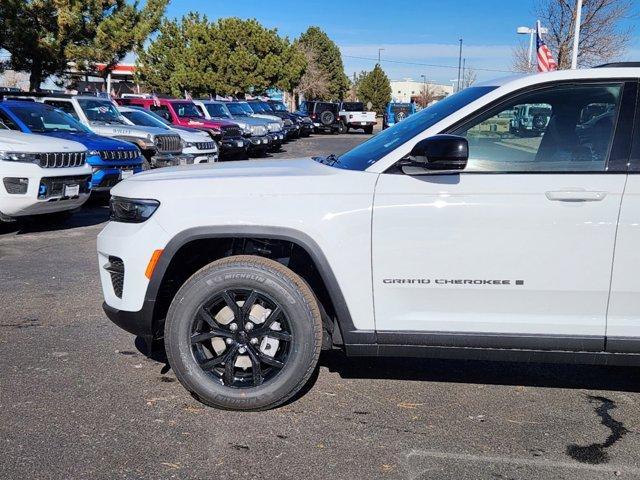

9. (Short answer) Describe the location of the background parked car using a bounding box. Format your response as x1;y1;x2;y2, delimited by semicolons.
193;100;273;156
118;106;218;163
267;100;314;137
338;101;376;134
298;101;341;133
0;129;91;222
14;94;188;169
509;104;552;137
382;102;416;129
119;98;248;159
247;100;299;140
0;100;143;192
224;101;284;152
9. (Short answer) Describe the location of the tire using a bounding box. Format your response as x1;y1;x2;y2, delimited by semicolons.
165;255;323;411
338;121;348;134
319;110;336;126
364;125;374;135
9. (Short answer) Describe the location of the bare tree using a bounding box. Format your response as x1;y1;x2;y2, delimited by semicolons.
417;83;436;107
294;45;330;101
512;0;634;71
0;70;29;90
463;67;478;88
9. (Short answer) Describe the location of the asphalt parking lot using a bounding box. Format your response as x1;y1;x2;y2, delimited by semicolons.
2;131;640;480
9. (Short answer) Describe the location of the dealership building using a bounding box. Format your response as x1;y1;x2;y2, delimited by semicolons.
390;79;453;105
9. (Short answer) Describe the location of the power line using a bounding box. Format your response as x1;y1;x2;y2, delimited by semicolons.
342;54;517;74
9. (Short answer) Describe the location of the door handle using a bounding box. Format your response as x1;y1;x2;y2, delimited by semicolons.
545;190;607;202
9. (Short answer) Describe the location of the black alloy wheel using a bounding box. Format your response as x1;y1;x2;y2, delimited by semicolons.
190;288;292;388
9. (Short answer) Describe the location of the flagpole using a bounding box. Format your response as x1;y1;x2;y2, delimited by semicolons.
571;0;583;69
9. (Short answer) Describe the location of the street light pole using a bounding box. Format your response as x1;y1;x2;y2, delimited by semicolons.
571;0;583;69
378;48;385;64
456;38;463;92
420;74;426;107
517;25;548;70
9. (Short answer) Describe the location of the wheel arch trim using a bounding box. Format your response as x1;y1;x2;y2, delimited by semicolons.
146;225;375;344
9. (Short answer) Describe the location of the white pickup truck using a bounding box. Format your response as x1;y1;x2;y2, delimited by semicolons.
338;101;376;134
99;64;640;411
0;130;91;221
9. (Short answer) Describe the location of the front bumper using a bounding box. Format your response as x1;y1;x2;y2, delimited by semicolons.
182;146;218;164
248;135;271;151
152;153;196;168
103;302;153;338
220;137;249;152
91;165;144;192
0;162;92;218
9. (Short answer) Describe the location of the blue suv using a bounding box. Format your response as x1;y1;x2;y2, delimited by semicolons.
0;100;143;191
382;102;417;129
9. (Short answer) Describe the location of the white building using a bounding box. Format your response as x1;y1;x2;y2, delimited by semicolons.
390;79;453;104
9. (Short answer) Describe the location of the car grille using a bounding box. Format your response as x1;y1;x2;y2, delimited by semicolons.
99;150;139;161
267;122;281;133
221;126;242;139
105;256;124;298
284;119;293;126
195;141;216;150
38;175;91;199
35;152;86;168
154;134;182;154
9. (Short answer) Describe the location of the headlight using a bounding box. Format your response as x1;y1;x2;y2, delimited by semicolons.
303;116;312;123
138;138;155;149
0;151;40;163
109;196;160;224
183;141;195;148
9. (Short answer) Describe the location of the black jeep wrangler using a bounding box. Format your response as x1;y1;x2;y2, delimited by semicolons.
298;101;340;134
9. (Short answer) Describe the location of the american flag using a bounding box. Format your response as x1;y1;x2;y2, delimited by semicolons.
536;21;557;72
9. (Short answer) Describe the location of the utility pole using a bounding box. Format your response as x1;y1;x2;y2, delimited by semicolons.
420;74;427;107
456;38;463;92
571;0;583;69
461;58;466;89
378;48;385;65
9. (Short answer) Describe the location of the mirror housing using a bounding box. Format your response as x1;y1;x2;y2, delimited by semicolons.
407;134;469;172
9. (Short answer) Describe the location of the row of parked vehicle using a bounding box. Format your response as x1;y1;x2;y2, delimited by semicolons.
0;93;318;223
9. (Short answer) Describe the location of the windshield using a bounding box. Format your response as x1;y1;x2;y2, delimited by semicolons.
78;99;127;124
121;109;169;130
9;103;90;133
269;101;287;112
173;102;203;118
250;102;273;113
335;86;496;170
227;103;249;116
205;103;233;119
342;102;365;112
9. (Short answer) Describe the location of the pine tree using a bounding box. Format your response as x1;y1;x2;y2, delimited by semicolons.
357;64;392;114
0;0;167;91
297;27;349;100
136;16;307;98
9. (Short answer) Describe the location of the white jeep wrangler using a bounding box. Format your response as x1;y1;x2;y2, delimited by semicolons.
0;130;91;221
98;64;640;410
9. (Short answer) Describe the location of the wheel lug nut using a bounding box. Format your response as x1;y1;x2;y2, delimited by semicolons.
245;322;254;331
238;346;247;354
250;338;259;345
229;323;238;332
225;338;233;345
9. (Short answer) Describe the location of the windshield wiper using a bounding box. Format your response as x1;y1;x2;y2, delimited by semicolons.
315;153;339;166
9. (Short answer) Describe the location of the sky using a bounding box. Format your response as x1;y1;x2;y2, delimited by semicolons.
165;0;640;86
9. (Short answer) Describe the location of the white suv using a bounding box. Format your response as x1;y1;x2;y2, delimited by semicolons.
0;130;91;221
98;65;640;410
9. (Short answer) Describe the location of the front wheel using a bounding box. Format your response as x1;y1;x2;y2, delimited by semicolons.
338;121;348;134
165;255;323;411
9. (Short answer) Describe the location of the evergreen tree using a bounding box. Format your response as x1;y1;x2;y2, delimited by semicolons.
136;16;306;97
0;0;167;91
357;64;392;114
297;27;349;100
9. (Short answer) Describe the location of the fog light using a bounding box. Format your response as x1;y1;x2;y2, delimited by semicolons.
3;177;28;194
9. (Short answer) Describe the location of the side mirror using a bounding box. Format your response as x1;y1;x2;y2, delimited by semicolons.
406;134;468;172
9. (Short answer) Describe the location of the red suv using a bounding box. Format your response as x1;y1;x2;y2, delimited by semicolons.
119;98;248;159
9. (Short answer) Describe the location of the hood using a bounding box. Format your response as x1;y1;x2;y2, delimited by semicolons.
90;123;170;139
252;113;282;124
111;157;369;201
174;128;212;142
0;130;86;153
43;131;138;151
230;115;269;127
178;117;237;130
